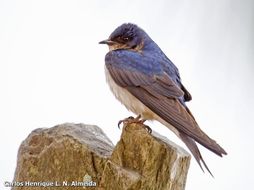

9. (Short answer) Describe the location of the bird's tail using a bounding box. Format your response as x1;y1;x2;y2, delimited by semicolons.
156;117;214;176
155;113;225;176
179;132;214;177
184;106;227;157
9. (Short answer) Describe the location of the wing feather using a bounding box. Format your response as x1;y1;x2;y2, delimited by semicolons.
107;65;184;98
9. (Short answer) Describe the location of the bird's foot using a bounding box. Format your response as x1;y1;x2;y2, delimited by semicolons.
141;124;152;134
118;116;135;128
118;115;152;133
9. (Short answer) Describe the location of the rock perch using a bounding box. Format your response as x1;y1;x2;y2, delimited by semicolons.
12;123;190;190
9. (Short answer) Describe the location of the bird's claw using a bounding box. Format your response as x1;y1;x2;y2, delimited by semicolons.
117;115;152;133
143;124;152;134
118;116;134;129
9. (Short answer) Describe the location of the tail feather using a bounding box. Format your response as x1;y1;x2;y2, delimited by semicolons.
179;132;214;177
184;106;227;157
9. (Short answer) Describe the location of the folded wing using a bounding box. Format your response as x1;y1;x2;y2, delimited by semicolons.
106;63;227;157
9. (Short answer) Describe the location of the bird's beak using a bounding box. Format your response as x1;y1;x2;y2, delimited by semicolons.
99;39;116;45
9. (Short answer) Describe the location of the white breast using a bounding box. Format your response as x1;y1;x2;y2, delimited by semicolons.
105;66;156;120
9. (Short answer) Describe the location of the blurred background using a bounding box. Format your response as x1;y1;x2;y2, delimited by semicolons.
0;0;253;189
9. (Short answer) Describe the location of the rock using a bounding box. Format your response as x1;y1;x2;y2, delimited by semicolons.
12;122;190;190
108;123;191;190
12;123;114;190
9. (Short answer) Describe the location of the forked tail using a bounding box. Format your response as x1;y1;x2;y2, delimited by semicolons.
179;132;214;177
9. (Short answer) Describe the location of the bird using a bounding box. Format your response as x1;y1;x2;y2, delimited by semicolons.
99;23;227;176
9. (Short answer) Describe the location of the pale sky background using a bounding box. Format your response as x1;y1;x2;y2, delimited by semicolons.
0;0;254;189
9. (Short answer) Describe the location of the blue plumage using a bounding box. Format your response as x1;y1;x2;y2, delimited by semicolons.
105;50;163;76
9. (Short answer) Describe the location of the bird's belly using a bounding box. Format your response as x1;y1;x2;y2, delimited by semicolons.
105;67;156;120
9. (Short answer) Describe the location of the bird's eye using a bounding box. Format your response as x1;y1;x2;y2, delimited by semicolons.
114;36;131;43
122;37;129;42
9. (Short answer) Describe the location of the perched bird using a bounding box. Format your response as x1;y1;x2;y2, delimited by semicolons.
99;23;227;175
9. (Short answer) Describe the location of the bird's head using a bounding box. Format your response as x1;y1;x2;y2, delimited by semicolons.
99;23;147;52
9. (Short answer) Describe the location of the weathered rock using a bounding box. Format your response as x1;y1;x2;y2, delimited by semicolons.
13;122;190;190
108;123;191;190
12;123;113;190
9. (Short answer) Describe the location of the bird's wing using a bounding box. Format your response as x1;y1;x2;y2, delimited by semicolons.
106;62;184;99
106;60;227;157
